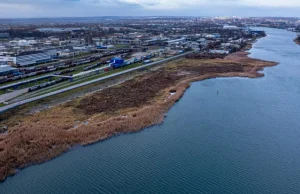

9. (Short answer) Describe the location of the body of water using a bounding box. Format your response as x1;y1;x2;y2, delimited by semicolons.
1;28;300;194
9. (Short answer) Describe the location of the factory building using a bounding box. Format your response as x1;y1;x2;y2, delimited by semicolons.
113;38;141;45
0;65;18;75
223;25;239;30
165;38;186;45
0;52;54;67
0;56;17;66
143;38;169;46
0;33;9;38
16;53;52;66
205;33;221;39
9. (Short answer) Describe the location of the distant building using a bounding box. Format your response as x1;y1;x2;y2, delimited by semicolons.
73;46;87;51
0;61;7;66
16;53;52;66
0;33;9;38
0;56;17;65
205;33;221;39
37;28;83;33
0;46;7;51
114;38;141;45
0;65;17;75
143;38;168;46
166;38;186;45
223;25;239;30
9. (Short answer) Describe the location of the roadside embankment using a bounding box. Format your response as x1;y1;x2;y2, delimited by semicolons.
0;51;277;181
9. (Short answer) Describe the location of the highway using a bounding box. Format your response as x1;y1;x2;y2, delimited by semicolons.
0;51;193;113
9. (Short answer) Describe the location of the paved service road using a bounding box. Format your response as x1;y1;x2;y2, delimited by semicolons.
0;51;193;113
0;88;28;103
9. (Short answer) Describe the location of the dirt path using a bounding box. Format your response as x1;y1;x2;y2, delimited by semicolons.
0;89;28;103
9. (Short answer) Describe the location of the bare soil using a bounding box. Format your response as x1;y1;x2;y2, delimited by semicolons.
0;52;277;181
77;71;184;115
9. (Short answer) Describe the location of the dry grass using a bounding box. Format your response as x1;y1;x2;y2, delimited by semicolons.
0;52;277;181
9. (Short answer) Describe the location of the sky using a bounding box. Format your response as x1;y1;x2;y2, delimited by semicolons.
0;0;300;18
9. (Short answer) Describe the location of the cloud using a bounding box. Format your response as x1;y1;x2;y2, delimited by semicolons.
119;0;300;9
0;0;300;18
2;0;300;7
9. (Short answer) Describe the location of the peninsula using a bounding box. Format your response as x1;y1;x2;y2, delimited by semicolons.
0;50;277;181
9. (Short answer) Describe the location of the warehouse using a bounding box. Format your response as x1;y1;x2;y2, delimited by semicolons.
165;38;186;45
0;33;9;38
0;65;18;75
143;38;168;46
0;56;17;65
16;53;52;66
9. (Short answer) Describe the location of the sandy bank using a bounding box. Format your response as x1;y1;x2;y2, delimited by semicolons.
0;52;277;181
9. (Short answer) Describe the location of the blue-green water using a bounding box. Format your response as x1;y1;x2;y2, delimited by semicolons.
1;28;300;194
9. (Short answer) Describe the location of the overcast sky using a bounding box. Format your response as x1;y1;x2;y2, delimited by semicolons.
0;0;300;18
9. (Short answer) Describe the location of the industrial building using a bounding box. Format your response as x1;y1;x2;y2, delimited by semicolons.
0;48;56;67
223;25;240;30
0;33;9;38
36;28;84;33
0;56;17;66
16;53;52;66
0;65;17;75
143;38;169;46
165;38;186;45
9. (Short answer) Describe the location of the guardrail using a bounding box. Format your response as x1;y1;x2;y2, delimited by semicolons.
0;51;194;114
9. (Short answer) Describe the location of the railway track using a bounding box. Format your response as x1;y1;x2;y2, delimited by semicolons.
0;51;194;113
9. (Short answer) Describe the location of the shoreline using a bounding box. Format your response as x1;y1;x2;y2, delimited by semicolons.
0;50;278;181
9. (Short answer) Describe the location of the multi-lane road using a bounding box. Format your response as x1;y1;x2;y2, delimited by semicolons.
0;51;193;113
